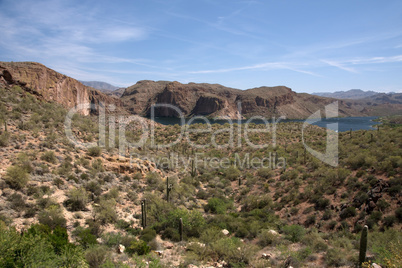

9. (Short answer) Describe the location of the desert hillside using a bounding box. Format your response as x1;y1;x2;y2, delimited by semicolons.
0;67;401;267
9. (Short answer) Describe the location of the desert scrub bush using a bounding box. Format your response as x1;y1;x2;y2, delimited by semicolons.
145;172;162;189
87;146;101;157
73;227;98;249
257;167;274;179
94;198;117;225
325;247;350;267
366;229;402;267
257;229;280;247
160;208;206;239
38;206;67;229
340;206;357;219
65;187;89;211
282;224;305;243
4;165;29;189
303;231;328;252
241;194;273;212
85;245;109;268
210;237;258;266
0;132;9;147
225;166;240;181
7;193;27;212
0;224;88;267
91;158;104;173
85;180;103;198
140;227;157;242
126;239;150;256
204;197;233;214
40;151;57;164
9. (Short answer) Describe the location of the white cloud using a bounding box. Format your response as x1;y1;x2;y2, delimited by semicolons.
321;60;358;73
189;61;320;76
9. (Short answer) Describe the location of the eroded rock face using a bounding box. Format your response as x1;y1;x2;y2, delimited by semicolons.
192;96;225;115
0;61;121;115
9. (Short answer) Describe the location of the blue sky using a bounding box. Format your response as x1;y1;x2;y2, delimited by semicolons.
1;0;402;93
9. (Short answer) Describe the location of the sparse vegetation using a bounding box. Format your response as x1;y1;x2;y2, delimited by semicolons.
0;82;400;267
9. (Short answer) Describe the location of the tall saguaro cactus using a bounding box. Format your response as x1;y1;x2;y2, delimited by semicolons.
359;225;368;267
179;218;183;241
141;199;147;228
166;177;173;202
190;159;196;177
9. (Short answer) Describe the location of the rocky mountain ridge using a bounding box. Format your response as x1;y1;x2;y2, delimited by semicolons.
1;61;401;119
0;62;122;116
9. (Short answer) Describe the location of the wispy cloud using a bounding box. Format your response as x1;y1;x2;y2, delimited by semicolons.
321;60;359;73
189;61;321;76
321;55;402;73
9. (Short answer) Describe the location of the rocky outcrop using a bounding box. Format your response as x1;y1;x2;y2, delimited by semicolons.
0;62;122;115
191;96;225;115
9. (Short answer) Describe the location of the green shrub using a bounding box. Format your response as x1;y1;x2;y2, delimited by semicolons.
94;198;117;225
0;133;9;147
85;245;109;268
282;225;305;243
257;168;274;179
0;224;87;267
257;229;280;247
74;227;98;249
225;166;240;181
304;215;316;226
7;193;26;212
40;151;57;164
87;146;101;157
4;165;29;189
205;197;230;214
65;187;89;211
126;240;150;256
325;247;349;267
161;227;180;242
340;206;357;219
383;216;397;227
140;228;157;243
38;206;67;229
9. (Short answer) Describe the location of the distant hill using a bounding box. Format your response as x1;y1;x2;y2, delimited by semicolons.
80;80;119;92
121;80;402;119
312;89;380;99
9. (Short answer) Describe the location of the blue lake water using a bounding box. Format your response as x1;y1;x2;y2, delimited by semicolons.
151;116;380;132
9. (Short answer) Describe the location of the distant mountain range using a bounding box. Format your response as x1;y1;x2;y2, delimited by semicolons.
312;89;384;99
80;80;119;92
1;61;401;119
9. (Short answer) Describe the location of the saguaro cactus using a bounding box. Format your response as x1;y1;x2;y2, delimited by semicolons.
359;225;368;267
190;159;196;177
166;178;173;202
141;201;144;227
141;199;147;228
144;199;147;228
179;218;183;241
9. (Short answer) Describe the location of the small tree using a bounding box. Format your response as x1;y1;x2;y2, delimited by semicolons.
65;187;89;211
